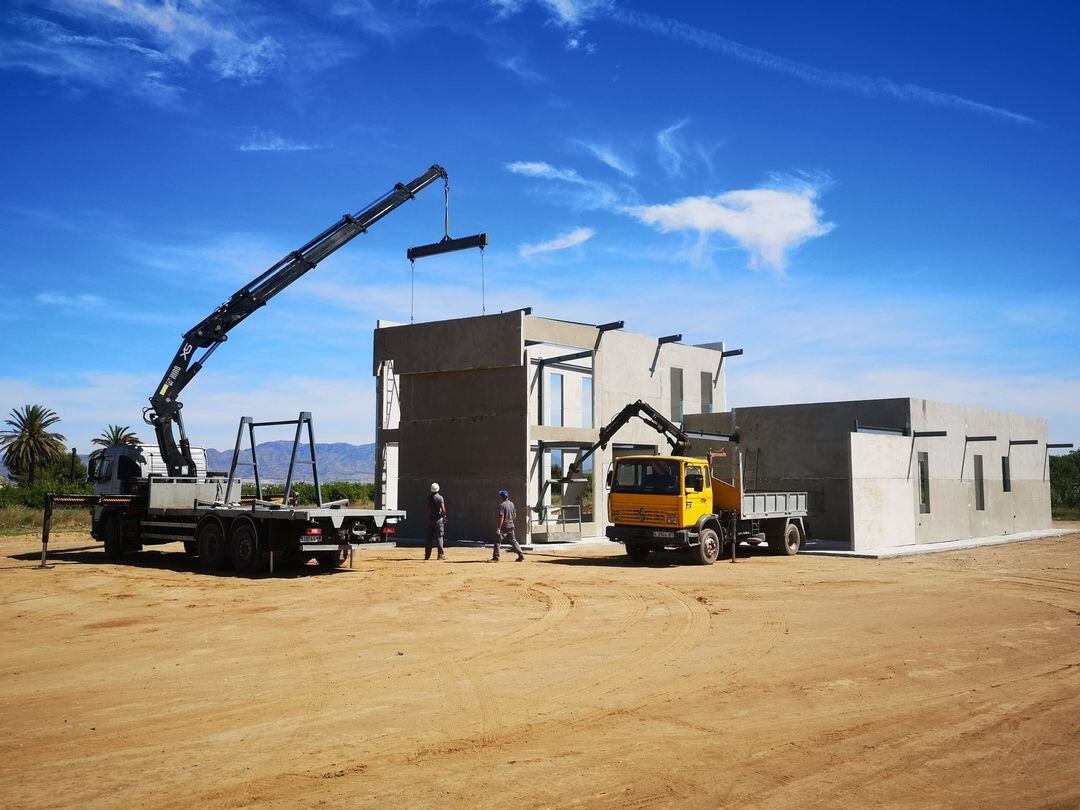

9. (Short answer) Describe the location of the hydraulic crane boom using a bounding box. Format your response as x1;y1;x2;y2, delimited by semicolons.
146;164;450;476
563;399;738;480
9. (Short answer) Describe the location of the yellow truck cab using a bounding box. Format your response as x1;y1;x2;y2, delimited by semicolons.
605;453;808;564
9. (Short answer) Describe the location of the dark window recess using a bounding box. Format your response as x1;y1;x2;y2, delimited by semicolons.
670;367;684;421
700;371;713;413
1001;456;1011;492
974;454;986;511
917;451;931;514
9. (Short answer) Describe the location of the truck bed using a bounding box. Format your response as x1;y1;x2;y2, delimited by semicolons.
740;490;808;520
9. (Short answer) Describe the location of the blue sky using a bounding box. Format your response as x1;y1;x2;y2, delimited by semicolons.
1;0;1078;451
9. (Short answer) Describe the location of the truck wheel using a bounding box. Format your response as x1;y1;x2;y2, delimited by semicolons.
625;542;651;563
316;548;348;569
197;522;229;571
102;516;125;559
693;528;720;565
775;522;802;556
229;523;266;575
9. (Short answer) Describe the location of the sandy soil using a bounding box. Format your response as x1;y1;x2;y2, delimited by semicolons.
1;531;1078;809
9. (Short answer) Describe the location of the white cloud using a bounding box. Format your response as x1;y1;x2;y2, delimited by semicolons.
35;292;106;308
238;130;321;152
656;119;689;177
504;160;627;210
1;3;284;103
576;141;635;176
495;54;545;83
505;161;585;183
610;7;1037;126
519;227;595;258
627;180;834;272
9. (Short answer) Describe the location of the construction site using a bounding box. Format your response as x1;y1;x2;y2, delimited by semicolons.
1;158;1076;809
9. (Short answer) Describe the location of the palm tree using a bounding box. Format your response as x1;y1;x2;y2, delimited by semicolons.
89;425;141;462
0;405;67;486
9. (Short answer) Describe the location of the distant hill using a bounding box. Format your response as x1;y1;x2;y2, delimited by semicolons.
204;442;376;483
1;442;377;484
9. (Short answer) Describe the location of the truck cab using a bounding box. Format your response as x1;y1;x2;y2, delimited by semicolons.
88;444;209;496
606;455;727;564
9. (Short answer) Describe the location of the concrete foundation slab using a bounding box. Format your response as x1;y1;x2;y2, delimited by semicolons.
799;529;1074;559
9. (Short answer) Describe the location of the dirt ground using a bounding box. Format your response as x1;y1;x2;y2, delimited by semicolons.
1;531;1078;809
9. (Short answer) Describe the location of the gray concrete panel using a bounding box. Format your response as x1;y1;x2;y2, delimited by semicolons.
374;311;523;375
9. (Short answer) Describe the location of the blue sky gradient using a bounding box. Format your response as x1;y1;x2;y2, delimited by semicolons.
1;1;1077;450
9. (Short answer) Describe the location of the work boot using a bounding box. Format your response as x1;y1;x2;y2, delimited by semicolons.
516;554;525;562
489;557;499;563
437;553;445;561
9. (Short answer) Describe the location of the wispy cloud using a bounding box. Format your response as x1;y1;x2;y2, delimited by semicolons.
506;161;586;183
519;227;596;258
238;130;321;153
627;176;835;272
496;54;545;83
1;2;284;103
575;140;635;176
610;7;1037;126
656;119;689;177
504;160;626;210
35;292;106;308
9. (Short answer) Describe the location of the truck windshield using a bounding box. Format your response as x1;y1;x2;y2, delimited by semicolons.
611;459;680;495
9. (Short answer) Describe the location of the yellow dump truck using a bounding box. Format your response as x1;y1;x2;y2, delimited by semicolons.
605;452;808;564
564;400;808;565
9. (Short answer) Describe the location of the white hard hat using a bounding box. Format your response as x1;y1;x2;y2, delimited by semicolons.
430;482;440;493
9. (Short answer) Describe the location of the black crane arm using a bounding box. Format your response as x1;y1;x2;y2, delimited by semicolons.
564;399;737;480
147;164;449;476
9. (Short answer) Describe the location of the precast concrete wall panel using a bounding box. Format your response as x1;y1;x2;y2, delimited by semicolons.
374;311;523;375
909;399;1051;543
849;433;918;551
396;365;528;540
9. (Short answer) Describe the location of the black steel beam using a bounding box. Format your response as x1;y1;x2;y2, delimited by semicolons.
913;430;948;438
597;320;624;332
853;419;905;435
966;435;997;442
658;333;682;345
539;349;593;366
721;348;744;358
406;232;488;261
1008;439;1039;446
1048;442;1074;449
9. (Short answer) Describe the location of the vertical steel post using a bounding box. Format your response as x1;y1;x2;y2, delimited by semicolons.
69;448;77;483
36;495;54;569
247;419;262;501
304;412;323;508
283;413;305;505
224;417;249;505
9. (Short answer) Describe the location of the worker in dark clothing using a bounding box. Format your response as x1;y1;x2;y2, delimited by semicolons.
492;489;524;562
426;482;447;560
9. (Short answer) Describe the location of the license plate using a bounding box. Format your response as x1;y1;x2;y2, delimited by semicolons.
653;530;674;538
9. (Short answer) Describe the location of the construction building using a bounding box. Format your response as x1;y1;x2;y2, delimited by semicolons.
373;310;733;541
686;398;1054;552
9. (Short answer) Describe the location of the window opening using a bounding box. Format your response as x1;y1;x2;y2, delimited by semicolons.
917;451;931;514
549;372;564;427
1001;456;1011;493
974;454;985;511
670;367;684;421
700;371;713;414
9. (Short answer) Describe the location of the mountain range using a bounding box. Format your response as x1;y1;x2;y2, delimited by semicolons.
204;442;376;483
0;442;376;484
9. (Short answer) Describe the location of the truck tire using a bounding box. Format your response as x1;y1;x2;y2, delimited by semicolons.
229;522;266;575
316;548;348;569
197;521;229;571
102;515;125;559
625;542;651;562
775;522;802;556
693;527;720;565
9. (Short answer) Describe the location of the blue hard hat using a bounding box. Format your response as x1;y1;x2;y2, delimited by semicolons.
498;490;509;497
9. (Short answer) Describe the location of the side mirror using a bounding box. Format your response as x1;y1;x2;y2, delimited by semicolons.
605;470;614;488
86;458;99;483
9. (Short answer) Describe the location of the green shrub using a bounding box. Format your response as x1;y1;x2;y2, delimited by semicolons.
239;481;374;507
